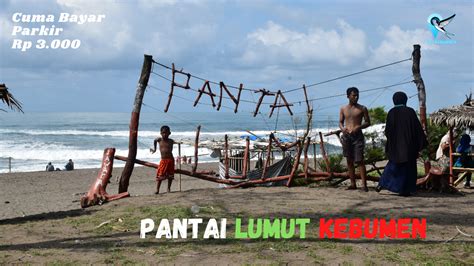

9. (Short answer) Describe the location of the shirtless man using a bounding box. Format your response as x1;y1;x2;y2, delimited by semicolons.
150;125;175;194
339;87;371;192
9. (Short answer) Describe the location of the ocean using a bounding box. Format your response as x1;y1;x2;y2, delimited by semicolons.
0;112;346;173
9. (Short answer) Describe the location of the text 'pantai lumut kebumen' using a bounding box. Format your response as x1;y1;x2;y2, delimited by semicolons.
140;218;426;240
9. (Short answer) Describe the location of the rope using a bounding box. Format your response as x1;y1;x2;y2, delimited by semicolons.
152;60;253;92
285;57;413;93
152;57;412;94
367;76;413;107
304;80;414;104
142;102;201;128
152;70;414;106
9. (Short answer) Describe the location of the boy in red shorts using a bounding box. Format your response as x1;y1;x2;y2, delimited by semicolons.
150;125;175;194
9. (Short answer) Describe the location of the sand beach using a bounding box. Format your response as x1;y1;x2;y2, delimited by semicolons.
0;163;473;264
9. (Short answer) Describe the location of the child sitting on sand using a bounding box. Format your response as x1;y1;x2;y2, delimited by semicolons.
150;125;175;194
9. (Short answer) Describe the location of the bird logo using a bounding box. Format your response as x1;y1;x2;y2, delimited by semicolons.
427;13;456;39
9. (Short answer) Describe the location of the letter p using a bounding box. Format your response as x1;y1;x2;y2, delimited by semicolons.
140;218;155;239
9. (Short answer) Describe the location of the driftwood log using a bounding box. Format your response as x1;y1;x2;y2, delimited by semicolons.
81;148;130;208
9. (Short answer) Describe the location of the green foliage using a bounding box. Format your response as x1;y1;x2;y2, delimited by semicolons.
318;154;347;172
363;131;387;164
368;106;387;124
364;146;386;165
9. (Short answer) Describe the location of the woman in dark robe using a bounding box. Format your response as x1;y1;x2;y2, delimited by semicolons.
376;92;427;196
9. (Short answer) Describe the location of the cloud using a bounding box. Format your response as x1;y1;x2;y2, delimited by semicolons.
239;19;367;66
367;25;439;65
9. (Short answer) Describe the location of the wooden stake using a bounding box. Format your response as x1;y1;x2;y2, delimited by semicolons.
319;132;331;174
449;127;454;185
178;142;182;192
303;84;311;113
261;135;273;179
303;137;311;179
286;140;303;187
224;134;229;178
313;142;317;170
119;54;153;193
164;63;176;112
243;137;250;178
192;125;201;175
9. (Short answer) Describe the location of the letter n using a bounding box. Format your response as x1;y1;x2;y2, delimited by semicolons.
217;82;242;113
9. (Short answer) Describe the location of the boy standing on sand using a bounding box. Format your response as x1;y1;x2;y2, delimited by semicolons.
339;87;371;192
150;125;175;194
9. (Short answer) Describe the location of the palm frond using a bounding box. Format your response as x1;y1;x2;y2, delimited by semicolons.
0;84;24;113
430;96;474;129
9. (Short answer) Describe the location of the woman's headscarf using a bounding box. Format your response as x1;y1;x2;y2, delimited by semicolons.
392;91;408;106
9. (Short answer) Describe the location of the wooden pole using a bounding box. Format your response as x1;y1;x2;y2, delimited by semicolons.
313;143;317;170
178;142;182;192
303;137;311;179
242;137;250;178
164;63;176;112
303;84;311;113
119;54;153;193
449;127;454;185
261;134;273;179
192;125;201;175
224;134;229;178
286;140;303;187
319;132;331;174
412;44;432;175
412;44;428;133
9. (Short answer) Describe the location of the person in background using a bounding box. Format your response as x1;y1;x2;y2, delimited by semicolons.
339;87;371;192
65;159;74;171
433;131;458;174
150;125;175;194
376;92;427;196
454;134;472;188
46;162;55;172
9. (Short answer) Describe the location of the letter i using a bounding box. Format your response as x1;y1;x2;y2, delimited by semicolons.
220;219;227;238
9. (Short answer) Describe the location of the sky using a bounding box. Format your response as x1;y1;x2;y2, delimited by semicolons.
0;0;472;118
